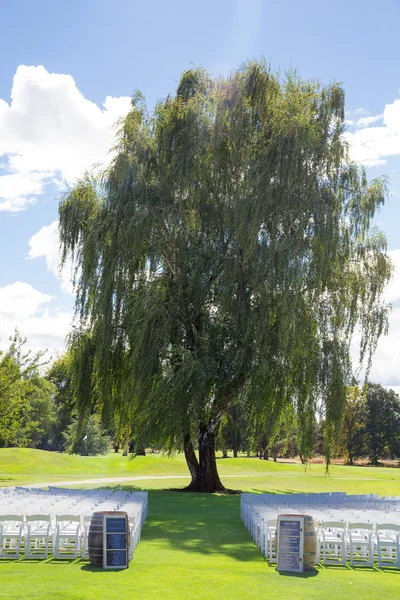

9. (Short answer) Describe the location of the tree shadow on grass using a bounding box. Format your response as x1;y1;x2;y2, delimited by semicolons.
88;487;265;563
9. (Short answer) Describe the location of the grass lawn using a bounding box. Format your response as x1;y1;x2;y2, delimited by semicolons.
1;449;400;599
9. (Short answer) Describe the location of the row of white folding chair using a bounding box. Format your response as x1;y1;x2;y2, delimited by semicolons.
253;517;399;569
0;514;85;560
241;502;400;569
320;521;400;568
1;507;147;560
242;493;400;511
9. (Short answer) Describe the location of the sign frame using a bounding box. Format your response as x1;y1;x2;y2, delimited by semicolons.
276;515;305;573
102;513;129;570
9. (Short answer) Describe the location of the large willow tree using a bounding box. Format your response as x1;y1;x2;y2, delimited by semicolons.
59;62;392;492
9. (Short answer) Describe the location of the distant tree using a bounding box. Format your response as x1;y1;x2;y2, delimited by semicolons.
365;384;400;465
19;376;56;448
46;353;76;450
0;331;54;448
63;414;112;456
59;62;392;492
216;402;250;458
339;384;367;464
312;420;325;457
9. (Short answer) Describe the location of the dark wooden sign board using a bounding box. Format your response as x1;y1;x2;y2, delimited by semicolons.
102;514;129;570
276;515;305;573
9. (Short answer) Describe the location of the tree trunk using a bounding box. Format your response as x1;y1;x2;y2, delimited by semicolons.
233;448;238;458
183;424;226;493
263;448;269;461
183;432;200;482
222;449;228;458
348;449;354;465
370;450;379;466
129;440;146;455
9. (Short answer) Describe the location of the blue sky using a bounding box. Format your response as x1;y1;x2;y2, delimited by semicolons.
0;0;400;389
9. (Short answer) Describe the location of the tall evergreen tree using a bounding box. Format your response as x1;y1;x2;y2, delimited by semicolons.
59;62;392;492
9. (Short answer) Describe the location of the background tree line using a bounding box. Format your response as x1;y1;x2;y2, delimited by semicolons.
1;332;399;466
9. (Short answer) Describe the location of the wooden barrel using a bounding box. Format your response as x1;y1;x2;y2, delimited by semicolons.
88;511;129;567
303;515;317;571
275;514;317;571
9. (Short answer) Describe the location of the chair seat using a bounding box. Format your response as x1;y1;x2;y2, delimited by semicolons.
29;525;49;534
378;536;398;545
1;529;22;537
58;525;78;535
350;535;370;543
324;534;344;542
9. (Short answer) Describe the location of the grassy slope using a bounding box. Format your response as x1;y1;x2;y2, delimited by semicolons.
1;449;400;599
1;448;400;495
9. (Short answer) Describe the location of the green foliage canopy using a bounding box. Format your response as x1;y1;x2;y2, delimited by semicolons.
63;413;112;456
0;331;55;448
59;62;392;490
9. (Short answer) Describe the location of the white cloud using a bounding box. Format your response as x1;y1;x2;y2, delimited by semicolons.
27;220;74;295
356;114;383;127
345;96;400;167
0;282;52;320
0;281;72;357
0;65;131;212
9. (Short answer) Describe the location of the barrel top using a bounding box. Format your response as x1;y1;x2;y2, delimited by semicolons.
278;514;314;519
91;511;128;516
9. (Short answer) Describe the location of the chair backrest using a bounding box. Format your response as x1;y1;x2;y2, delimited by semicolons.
376;523;400;533
321;521;346;529
56;515;80;524
26;514;51;523
0;515;23;523
348;522;372;531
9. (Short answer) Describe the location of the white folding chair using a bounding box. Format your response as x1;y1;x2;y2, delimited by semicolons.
128;516;138;561
348;522;373;567
266;519;277;564
25;515;52;559
321;521;347;566
375;524;400;569
53;515;81;559
0;515;24;559
80;515;92;559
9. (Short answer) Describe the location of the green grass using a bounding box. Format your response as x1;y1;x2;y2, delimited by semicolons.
1;448;400;495
1;449;400;598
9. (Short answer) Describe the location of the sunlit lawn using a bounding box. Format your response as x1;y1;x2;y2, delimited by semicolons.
1;449;400;599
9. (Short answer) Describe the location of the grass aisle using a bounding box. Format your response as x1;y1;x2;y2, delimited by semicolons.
1;491;400;599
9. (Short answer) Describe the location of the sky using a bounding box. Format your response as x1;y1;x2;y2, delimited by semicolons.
0;0;400;390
